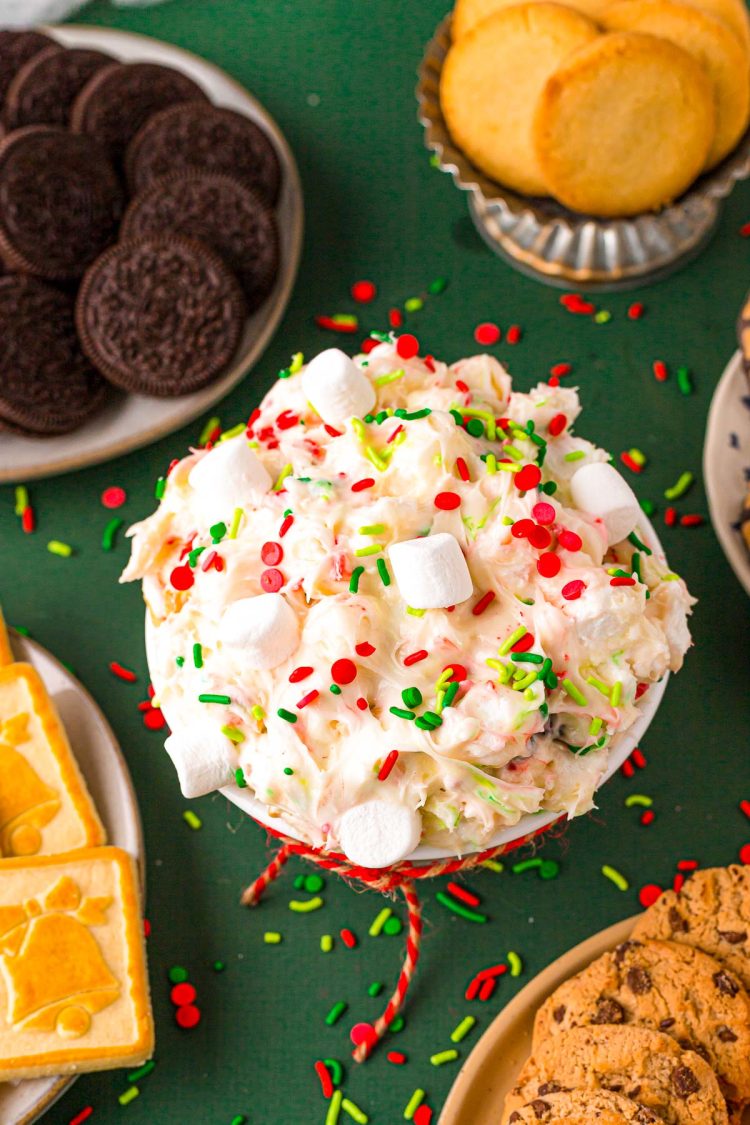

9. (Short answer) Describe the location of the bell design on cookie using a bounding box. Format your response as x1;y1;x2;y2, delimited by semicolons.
0;875;120;1039
0;713;60;857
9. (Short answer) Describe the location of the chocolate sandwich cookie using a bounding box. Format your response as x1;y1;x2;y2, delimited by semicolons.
0;276;109;436
76;235;246;397
0;30;57;103
121;171;279;312
4;45;114;131
125;101;281;204
0;126;124;281
70;61;208;164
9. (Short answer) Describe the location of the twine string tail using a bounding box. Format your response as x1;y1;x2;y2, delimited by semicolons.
240;842;294;906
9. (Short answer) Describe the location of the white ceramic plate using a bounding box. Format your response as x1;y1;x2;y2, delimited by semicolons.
145;515;669;862
0;25;304;484
3;629;143;1125
704;350;750;597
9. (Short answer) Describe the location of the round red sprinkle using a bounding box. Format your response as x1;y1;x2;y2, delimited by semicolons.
562;580;586;600
628;301;645;320
507;324;522;345
514;465;541;491
443;663;467;682
355;642;375;656
511;518;534;539
557;529;582;552
356;697;369;711
740;844;750;865
260;568;284;593
474;322;501;346
548;413;567;436
261;541;284;566
532;502;555;525
396;333;419;359
101;486;126;509
143;708;165;731
175;1004;201;1029
435;491;461;510
511;633;534;654
537;552;561;578
638;884;663;909
351;280;376;303
331;658;357;685
170;982;197;1006
170;564;194;591
350;1022;376;1047
527;524;552;550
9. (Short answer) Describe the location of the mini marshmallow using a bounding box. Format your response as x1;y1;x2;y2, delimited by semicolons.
388;532;473;609
337;800;422;868
164;726;234;798
570;462;641;546
218;593;299;669
301;347;376;425
188;438;271;522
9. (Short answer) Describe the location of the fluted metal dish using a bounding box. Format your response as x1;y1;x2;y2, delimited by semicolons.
418;15;750;290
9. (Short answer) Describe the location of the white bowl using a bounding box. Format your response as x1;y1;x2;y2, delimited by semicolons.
704;350;750;597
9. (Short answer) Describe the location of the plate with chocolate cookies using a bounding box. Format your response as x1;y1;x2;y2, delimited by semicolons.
0;25;303;482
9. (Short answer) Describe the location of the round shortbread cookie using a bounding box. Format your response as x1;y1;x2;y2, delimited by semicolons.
441;3;600;196
533;31;716;215
603;0;749;167
507;1088;661;1122
682;0;750;50
452;0;611;36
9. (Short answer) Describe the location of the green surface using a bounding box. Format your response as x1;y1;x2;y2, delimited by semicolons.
0;1;749;1121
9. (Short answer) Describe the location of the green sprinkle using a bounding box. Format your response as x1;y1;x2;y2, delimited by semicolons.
677;366;693;395
155;476;166;499
290;351;304;374
384;915;403;935
541;480;557;495
325;1001;348;1026
564;450;586;462
436;892;487;923
368;981;384;997
229;508;244;539
187;546;206;568
168;965;188;983
625;793;653;807
359;523;386;534
102;517;123;551
264;931;282;944
610;681;622;707
219;423;245;442
127;1061;155;1082
14;485;28;515
273;464;293;491
199;693;231;705
375;368;406;386
183;810;202;830
213;961;226;972
429;276;448;294
277;708;297;723
289;896;324;913
628;531;652;555
321;934;334;952
416;712;442;729
390;706;415;720
223;726;245;744
329;684;342;696
304;874;324;892
404;1089;425;1120
510;651;544;664
210;521;227;542
234;767;247;787
442;680;460;708
370;330;391;342
355;544;382;557
192;642;203;669
481;859;504;873
664;471;694;500
431;1049;459;1067
283;766;295;774
586;675;611;698
326;1090;343;1125
390;1016;405;1032
198;415;220;444
230;1118;247;1125
640;498;655;516
349;565;365;593
402;686;423;708
369;907;392;936
406;606;425;617
562;678;588;706
507;950;523;976
602;864;629;891
118;1086;139;1106
251;705;265;721
341;1098;368;1123
451;1015;476;1043
376;558;391;586
512;857;542;874
594;309;611;324
589;717;603;736
404;297;423;312
403;407;432;420
47;540;73;558
499;626;527;656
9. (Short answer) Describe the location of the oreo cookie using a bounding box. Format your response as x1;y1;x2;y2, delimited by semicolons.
121;171;279;312
4;45;114;131
70;61;209;164
0;30;57;103
0;126;124;281
0;276;109;436
76;235;246;397
125;101;281;204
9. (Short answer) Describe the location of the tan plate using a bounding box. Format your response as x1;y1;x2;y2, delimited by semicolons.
0;24;303;484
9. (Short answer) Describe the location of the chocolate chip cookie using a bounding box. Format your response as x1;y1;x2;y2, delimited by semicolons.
508;1088;661;1123
502;1025;728;1125
533;939;750;1112
633;866;750;992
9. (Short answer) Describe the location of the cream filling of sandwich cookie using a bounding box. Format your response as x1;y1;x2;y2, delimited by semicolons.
123;341;694;865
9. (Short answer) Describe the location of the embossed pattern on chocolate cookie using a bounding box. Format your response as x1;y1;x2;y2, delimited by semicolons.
4;45;114;131
507;1088;661;1123
70;62;209;164
533;938;750;1107
633;866;750;992
125;101;281;203
121;171;279;312
502;1025;728;1125
0;276;109;435
76;235;246;397
0;30;57;103
0;126;124;281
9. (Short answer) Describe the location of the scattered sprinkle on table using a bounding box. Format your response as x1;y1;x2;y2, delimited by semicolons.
474;322;501;346
183;810;202;831
101;486;127;509
601;864;629;891
430;1048;458;1067
118;1086;139;1106
404;1088;425;1119
102;517;123;551
435;891;487;923
47;540;73;558
450;1015;476;1043
325;1001;348;1026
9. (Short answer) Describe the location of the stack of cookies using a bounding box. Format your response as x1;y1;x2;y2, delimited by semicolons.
502;864;750;1124
441;0;750;216
0;29;281;439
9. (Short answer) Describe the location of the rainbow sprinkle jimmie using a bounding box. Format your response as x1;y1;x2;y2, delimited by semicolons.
123;337;694;866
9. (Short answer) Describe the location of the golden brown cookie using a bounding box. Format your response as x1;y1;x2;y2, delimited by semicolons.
441;3;600;196
502;1025;728;1125
452;0;611;37
507;1088;661;1122
683;0;750;50
533;31;716;214
632;866;750;992
738;290;750;379
603;0;749;167
533;938;750;1112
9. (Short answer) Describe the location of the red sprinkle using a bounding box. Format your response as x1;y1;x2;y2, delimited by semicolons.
387;1051;407;1065
289;666;313;683
456;456;470;482
653;360;668;382
404;650;428;666
621;760;635;778
620;452;642;474
562;579;586;600
340;928;357;949
378;749;399;782
638;884;663;909
351;280;376;303
455;379;470;393
557;529;582;552
515;464;542;491
261;541;284;566
110;661;137;683
170;982;197;1006
387;424;404;444
21;506;34;533
677;859;698;871
474;322;501;346
396;333;419;359
316;315;357;334
361;337;379;354
664;507;677;527
170;564;194;591
331;658;357;685
389;307;403;329
355;642;376;656
435;491;461;510
175;1004;201;1029
548;375;560;388
297;689;319;709
527;524;552;550
610;576;636;586
635;682;649;700
560;293;596;315
673;874;685;893
446;881;480;907
532;502;556;525
323;425;343;440
550;362;571;378
350;1021;375;1046
101;486;126;509
465;977;481;1001
352;478;375;492
356;697;369;711
740;799;750;819
631;748;646;769
279;514;294;537
741;221;750;238
640;809;655;826
628;302;645;320
511;518;535;539
739;844;750;864
537;552;561;578
680;514;704;527
261;568;284;592
315;1059;334;1100
472;590;496;616
69;1109;94;1125
476;963;508;981
143;708;166;732
478;978;496;1001
507;324;522;344
548;413;567;436
276;409;299;430
413;1106;433;1125
444;663;467;682
511;633;534;653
